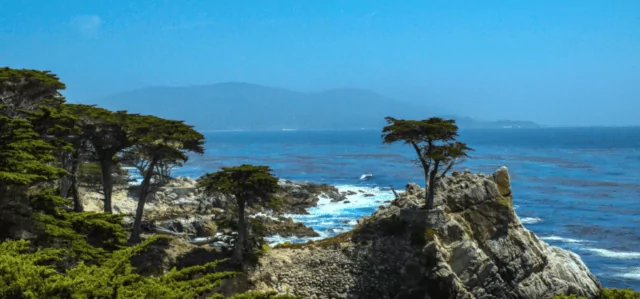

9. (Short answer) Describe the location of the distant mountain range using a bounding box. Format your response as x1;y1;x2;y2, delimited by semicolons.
96;82;540;130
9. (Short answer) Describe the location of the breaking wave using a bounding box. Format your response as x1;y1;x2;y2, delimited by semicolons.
265;184;396;245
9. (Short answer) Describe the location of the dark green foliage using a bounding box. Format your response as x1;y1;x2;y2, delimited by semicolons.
553;288;640;299
599;288;640;299
382;117;458;144
30;192;128;264
0;236;229;298
0;67;66;118
198;165;279;201
0;68;73;243
381;116;472;209
0;116;67;186
0;235;300;299
199;165;279;264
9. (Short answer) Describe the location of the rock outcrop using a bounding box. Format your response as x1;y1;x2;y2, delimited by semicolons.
253;215;320;238
276;180;346;213
248;167;601;299
80;177;333;243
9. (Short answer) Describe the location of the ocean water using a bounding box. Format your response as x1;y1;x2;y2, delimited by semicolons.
169;128;640;290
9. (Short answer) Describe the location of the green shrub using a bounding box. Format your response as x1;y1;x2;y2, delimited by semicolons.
30;191;128;264
553;288;640;299
600;288;640;298
0;235;297;299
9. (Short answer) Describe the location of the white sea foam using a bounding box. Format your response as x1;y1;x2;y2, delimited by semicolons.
267;184;395;245
614;267;640;280
541;235;640;261
540;235;591;243
289;185;395;218
520;217;543;224
250;212;280;221
264;234;328;246
584;248;640;259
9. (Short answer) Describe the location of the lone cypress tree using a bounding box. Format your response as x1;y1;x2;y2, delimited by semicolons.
127;115;205;243
198;165;279;264
382;116;472;209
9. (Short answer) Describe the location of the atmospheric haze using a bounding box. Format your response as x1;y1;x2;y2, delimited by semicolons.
2;1;639;127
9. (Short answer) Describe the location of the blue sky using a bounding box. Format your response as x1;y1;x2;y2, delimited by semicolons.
1;0;638;126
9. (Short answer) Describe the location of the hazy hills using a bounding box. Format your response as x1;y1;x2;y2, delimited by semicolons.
96;83;540;131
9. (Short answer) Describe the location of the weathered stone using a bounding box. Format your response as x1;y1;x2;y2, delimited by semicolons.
493;166;512;198
405;183;422;196
248;166;601;299
196;219;218;237
253;215;319;238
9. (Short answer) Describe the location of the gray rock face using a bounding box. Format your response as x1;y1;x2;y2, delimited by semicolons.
248;166;601;299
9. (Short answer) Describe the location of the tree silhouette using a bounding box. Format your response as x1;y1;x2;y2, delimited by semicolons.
198;165;279;264
66;104;139;213
382;116;472;209
127;115;205;243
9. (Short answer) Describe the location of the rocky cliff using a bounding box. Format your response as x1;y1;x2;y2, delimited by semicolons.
247;167;601;299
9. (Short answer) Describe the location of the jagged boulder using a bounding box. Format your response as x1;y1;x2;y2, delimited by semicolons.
275;180;346;214
248;166;601;299
253;215;319;238
493;166;512;199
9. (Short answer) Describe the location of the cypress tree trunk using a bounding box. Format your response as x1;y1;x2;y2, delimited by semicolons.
423;168;430;206
70;150;82;212
426;161;440;210
60;154;71;198
61;177;70;199
129;157;158;244
233;197;246;264
411;141;432;207
99;160;113;214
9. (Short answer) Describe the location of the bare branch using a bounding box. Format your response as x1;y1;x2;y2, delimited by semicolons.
390;185;399;199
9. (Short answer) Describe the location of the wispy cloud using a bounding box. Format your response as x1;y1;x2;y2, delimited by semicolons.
71;15;102;37
368;11;379;18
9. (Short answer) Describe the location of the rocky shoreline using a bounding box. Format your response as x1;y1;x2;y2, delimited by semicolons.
80;167;606;298
80;177;342;247
247;167;602;299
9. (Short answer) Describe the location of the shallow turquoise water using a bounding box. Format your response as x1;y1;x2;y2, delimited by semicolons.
173;127;640;290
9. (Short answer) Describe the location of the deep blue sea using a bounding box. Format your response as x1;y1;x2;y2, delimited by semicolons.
171;128;640;290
